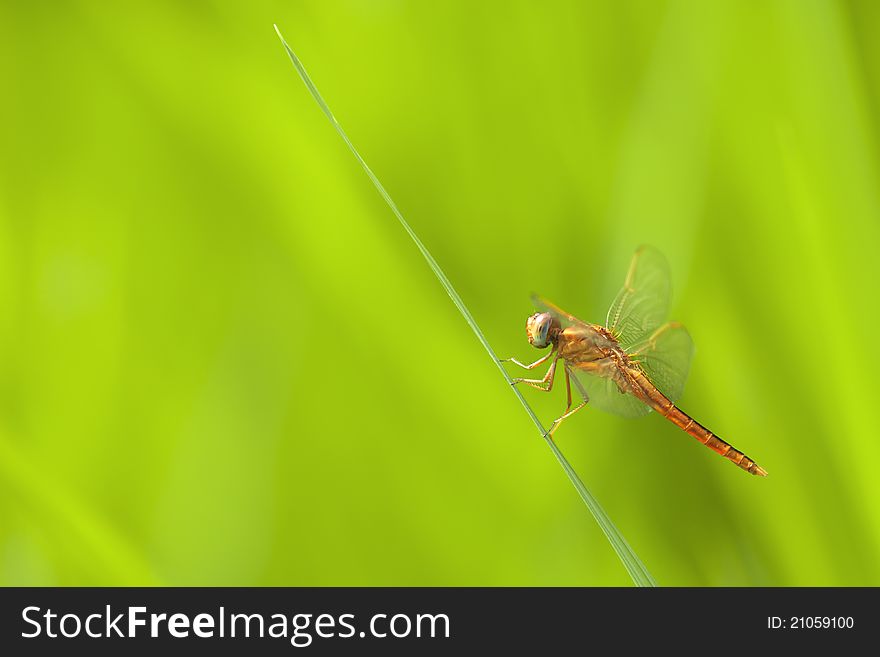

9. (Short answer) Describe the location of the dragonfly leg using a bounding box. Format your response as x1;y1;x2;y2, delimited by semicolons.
512;356;558;392
568;368;591;405
500;349;555;370
547;366;589;437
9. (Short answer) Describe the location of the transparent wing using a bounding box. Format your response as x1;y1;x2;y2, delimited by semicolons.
531;294;591;329
627;322;694;403
568;322;694;419
605;246;671;350
569;365;651;418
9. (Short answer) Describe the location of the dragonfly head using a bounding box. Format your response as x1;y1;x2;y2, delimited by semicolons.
526;312;557;349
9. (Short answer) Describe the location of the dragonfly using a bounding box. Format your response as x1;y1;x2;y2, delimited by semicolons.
503;245;766;476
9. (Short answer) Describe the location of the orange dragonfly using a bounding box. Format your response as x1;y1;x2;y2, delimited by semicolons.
503;246;766;476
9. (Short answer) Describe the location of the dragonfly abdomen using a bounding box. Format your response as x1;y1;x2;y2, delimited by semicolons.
666;406;767;476
629;368;767;476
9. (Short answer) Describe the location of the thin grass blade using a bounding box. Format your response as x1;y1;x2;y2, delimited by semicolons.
273;25;656;587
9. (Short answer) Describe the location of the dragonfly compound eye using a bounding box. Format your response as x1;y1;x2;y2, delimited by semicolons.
526;312;552;349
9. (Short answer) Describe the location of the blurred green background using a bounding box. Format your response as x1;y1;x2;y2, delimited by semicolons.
1;0;879;586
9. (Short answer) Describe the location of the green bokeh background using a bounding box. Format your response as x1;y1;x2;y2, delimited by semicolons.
2;0;879;586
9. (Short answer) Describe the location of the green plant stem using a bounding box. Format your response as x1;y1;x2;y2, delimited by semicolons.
274;25;656;587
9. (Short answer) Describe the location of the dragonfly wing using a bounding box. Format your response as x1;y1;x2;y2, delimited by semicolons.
627;322;694;403
531;294;591;329
605;246;672;350
567;364;652;418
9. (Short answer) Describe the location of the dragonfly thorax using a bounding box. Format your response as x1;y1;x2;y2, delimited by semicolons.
526;312;560;349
